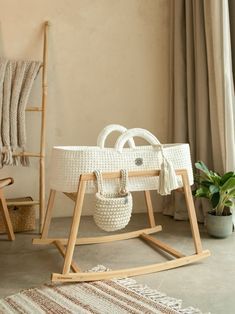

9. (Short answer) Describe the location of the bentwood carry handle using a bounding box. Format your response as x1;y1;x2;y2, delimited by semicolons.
97;124;136;149
115;128;161;153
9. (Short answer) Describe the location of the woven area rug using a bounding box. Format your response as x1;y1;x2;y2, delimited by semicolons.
0;266;206;314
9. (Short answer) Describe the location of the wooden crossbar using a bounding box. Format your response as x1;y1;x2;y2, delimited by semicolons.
33;226;162;245
12;152;42;157
140;233;185;258
26;107;43;112
7;200;39;206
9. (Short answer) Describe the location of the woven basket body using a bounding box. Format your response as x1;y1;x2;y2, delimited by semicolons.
49;126;193;194
94;193;133;232
93;169;133;232
50;144;193;193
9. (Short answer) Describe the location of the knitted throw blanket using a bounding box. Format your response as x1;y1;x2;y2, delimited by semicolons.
0;58;41;167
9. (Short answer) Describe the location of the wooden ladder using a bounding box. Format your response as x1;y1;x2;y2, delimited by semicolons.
6;21;49;232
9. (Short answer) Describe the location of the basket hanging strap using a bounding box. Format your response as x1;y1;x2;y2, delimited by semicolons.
94;170;105;195
94;169;129;195
119;169;128;195
158;146;179;195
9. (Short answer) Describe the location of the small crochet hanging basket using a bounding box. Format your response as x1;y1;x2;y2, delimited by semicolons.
94;169;133;232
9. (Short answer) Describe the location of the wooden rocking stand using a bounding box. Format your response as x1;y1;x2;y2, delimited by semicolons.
33;169;210;282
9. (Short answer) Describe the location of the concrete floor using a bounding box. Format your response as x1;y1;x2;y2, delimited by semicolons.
0;213;234;314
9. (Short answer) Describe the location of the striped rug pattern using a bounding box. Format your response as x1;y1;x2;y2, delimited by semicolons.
0;266;204;314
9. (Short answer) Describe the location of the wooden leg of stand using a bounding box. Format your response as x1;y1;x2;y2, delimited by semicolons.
54;240;80;273
41;190;56;238
0;190;15;241
181;170;203;253
144;191;156;227
62;178;87;274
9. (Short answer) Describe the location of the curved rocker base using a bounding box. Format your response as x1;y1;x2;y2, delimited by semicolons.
52;249;210;282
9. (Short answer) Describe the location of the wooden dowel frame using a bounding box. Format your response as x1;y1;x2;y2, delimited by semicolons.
34;169;210;282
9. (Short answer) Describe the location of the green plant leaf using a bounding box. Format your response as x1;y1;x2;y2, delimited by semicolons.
201;180;214;187
221;177;235;192
194;187;210;198
195;161;211;176
211;174;221;185
226;189;235;197
211;192;220;208
194;174;203;184
221;172;235;185
224;200;233;207
194;162;235;213
209;185;219;194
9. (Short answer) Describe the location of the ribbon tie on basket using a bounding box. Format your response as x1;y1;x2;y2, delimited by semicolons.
158;146;179;195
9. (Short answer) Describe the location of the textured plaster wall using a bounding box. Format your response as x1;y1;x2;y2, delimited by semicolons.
0;0;170;217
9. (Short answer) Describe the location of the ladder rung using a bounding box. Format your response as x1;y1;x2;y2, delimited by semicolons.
26;107;43;112
12;152;43;157
7;200;40;206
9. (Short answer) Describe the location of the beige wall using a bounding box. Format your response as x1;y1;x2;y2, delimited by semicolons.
0;0;170;217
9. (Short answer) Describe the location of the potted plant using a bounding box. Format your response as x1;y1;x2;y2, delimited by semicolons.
193;161;235;238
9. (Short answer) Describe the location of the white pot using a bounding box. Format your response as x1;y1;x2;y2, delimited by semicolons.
206;213;233;238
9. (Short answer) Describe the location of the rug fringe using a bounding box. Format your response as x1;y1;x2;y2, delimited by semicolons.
88;264;111;273
115;277;208;314
89;265;210;314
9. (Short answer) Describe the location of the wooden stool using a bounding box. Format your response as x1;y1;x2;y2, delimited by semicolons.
0;178;15;241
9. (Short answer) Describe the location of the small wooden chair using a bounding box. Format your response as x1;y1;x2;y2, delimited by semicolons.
0;177;15;241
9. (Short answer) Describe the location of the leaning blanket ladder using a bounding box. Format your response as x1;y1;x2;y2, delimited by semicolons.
34;169;210;282
6;21;49;232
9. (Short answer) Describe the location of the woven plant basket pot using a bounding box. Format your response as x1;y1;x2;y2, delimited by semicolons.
49;126;193;196
94;169;133;232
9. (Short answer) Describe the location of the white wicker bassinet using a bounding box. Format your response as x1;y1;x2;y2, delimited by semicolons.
49;125;194;195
